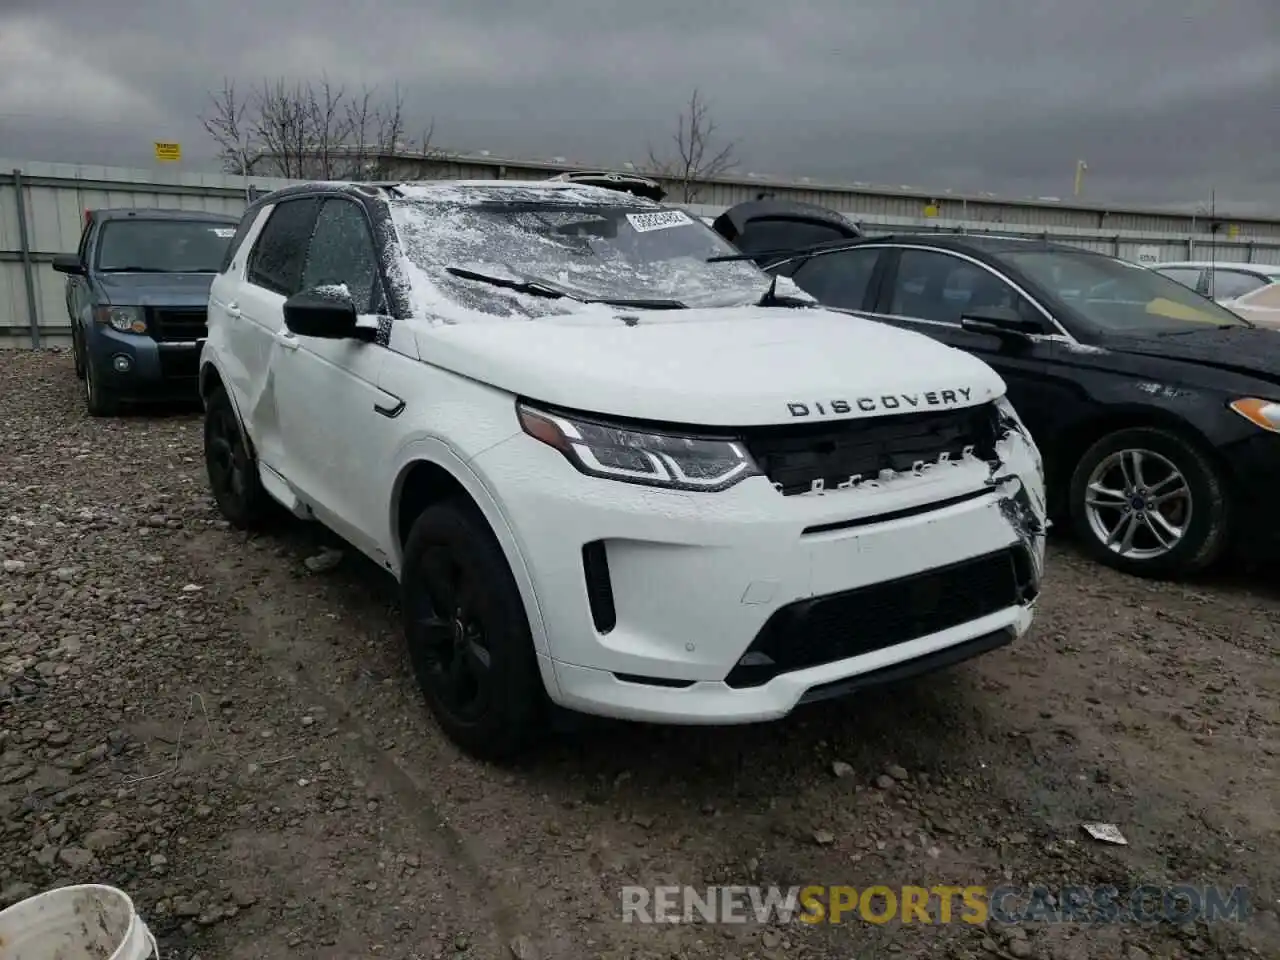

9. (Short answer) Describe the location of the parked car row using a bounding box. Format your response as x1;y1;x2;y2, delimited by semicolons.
49;179;1280;762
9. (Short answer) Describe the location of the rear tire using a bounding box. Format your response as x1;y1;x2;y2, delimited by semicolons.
1068;426;1228;579
401;500;546;762
203;386;272;529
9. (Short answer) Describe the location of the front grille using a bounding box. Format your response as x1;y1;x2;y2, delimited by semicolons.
741;403;999;496
724;547;1023;688
148;308;208;342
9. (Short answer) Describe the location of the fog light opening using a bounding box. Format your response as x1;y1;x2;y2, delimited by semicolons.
111;354;133;373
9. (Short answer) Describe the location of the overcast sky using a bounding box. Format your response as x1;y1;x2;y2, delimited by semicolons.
2;1;1277;214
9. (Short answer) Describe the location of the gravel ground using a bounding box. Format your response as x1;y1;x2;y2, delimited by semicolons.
2;348;1278;960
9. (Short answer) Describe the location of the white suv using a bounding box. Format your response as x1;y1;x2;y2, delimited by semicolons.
199;180;1047;760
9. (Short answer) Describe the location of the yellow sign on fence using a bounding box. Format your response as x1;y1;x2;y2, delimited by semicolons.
923;204;939;218
154;142;182;163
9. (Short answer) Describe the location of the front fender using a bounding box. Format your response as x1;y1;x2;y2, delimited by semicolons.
387;437;555;672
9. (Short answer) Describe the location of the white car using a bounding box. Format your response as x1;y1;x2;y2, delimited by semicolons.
1150;260;1280;305
198;179;1047;760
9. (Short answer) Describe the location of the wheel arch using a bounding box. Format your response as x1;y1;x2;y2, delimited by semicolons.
198;359;260;461
1048;404;1234;516
389;441;556;673
198;359;224;406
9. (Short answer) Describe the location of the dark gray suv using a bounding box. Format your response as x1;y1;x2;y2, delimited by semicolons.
52;208;239;415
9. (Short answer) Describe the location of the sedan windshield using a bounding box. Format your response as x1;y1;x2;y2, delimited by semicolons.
391;200;769;317
1005;250;1251;334
96;220;236;273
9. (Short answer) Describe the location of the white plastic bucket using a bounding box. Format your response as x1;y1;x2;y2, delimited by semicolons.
0;883;158;959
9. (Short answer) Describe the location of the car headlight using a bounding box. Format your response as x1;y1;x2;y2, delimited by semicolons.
517;402;761;491
1228;397;1280;433
93;305;146;334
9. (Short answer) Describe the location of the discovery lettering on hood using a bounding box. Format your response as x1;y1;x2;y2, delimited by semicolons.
787;388;974;417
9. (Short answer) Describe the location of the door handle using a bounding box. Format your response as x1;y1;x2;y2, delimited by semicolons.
226;302;241;319
273;330;299;351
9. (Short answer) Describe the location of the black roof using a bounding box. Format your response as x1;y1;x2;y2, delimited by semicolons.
91;208;239;222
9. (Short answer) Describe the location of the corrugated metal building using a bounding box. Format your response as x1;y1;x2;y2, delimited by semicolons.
396;150;1280;242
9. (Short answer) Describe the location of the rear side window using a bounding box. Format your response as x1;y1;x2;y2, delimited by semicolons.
219;212;261;274
1207;269;1267;300
246;198;320;296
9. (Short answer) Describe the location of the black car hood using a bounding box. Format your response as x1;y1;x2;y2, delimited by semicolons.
1102;325;1280;388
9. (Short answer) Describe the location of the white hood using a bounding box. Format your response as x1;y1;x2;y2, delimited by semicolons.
415;307;1006;427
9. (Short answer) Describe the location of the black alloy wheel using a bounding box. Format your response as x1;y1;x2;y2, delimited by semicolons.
203;386;271;528
401;500;545;761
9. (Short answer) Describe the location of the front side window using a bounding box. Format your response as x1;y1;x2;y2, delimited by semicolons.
300;199;381;312
889;249;1034;326
246;198;320;296
94;219;237;273
390;198;772;318
1006;250;1251;333
789;248;883;310
1155;267;1204;293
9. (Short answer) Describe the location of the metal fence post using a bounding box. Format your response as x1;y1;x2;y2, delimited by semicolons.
11;169;41;349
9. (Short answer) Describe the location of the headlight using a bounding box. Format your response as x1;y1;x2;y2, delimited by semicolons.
93;306;146;334
517;402;761;492
1228;397;1280;433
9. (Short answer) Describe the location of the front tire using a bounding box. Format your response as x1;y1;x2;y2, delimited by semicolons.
72;327;85;380
83;357;118;417
1068;426;1229;578
401;500;546;762
204;386;272;529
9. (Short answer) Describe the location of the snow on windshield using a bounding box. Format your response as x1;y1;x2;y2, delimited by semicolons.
387;187;769;322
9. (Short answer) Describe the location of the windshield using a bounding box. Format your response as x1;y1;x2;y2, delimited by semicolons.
95;219;236;273
1005;250;1251;333
390;200;770;318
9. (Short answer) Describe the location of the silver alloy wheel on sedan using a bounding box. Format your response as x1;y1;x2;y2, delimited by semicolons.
1083;448;1192;559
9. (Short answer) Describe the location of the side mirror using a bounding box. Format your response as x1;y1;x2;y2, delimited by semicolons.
282;288;373;341
960;305;1045;342
52;254;86;276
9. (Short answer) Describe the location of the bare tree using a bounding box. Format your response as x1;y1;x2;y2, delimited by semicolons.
199;76;441;181
199;80;256;176
645;88;737;203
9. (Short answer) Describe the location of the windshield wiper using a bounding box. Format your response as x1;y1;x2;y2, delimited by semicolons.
445;265;565;299
100;266;174;273
590;297;687;309
446;265;687;309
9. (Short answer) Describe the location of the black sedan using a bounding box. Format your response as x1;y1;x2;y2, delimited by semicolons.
709;205;1280;578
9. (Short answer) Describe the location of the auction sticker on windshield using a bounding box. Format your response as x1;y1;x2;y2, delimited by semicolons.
211;228;236;238
626;210;693;233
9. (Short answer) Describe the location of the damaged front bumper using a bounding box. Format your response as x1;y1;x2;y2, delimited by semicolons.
474;402;1048;724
